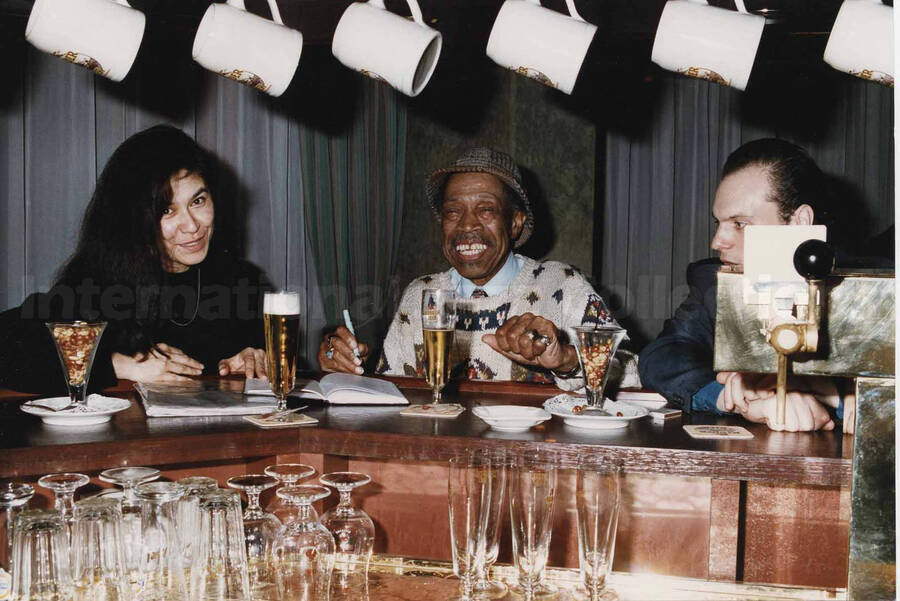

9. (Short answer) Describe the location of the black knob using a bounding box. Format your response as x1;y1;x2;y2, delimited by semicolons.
793;239;835;280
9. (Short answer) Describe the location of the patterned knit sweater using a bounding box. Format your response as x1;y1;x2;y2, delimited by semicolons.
375;255;639;391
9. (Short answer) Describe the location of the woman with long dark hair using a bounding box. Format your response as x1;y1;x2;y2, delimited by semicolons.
0;124;270;394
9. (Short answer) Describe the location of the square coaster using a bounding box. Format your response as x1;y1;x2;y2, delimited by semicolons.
243;413;318;428
400;404;465;419
683;425;754;440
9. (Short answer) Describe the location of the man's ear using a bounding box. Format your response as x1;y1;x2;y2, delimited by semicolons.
510;210;526;241
789;204;814;226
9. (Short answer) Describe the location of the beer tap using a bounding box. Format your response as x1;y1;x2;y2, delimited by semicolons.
765;240;835;425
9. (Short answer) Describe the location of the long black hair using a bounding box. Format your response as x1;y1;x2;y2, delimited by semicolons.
55;124;230;354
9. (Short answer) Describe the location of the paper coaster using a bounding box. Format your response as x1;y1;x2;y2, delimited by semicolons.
243;413;318;428
683;425;753;440
400;404;465;419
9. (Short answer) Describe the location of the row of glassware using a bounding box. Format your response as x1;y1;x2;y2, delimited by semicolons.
0;463;375;600
449;449;621;601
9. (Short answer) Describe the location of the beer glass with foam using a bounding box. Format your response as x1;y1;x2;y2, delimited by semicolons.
421;289;456;404
264;291;301;412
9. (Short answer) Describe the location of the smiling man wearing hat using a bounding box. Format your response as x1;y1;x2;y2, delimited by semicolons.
319;147;635;389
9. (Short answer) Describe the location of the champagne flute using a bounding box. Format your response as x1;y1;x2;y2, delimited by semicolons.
45;321;107;410
448;451;492;601
421;289;457;404
264;291;302;413
509;451;558;601
576;458;621;601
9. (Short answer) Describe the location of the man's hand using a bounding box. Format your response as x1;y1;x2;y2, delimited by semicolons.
218;347;267;379
317;326;370;375
112;343;204;383
716;372;775;413
482;313;578;373
739;391;835;432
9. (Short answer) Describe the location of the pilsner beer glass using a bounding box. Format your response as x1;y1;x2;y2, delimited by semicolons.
421;289;456;404
264;291;302;412
575;458;621;601
447;451;492;601
509;451;558;601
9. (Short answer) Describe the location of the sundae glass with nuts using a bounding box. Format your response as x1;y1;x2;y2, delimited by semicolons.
573;325;626;411
45;321;107;410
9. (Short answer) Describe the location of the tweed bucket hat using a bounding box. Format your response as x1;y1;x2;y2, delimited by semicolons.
424;147;534;247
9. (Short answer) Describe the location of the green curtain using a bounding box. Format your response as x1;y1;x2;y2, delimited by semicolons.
300;80;407;356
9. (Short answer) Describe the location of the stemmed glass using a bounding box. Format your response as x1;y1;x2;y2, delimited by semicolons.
37;473;90;533
0;481;34;579
508;451;558;601
45;321;107;410
576;458;621;601
448;451;492;601
100;466;161;584
421;289;457;404
573;325;626;410
263;291;302;412
227;474;282;598
264;464;316;525
271;485;335;601
318;472;375;588
473;450;508;599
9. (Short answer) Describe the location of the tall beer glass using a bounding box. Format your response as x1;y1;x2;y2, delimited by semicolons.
421;289;456;404
264;291;301;412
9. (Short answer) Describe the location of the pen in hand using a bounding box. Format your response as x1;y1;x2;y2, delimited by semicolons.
343;309;362;362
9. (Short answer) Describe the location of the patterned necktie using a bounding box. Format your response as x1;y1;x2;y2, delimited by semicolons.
471;288;488;299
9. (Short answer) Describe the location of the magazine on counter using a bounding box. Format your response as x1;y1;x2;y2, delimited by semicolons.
244;373;408;405
135;381;276;417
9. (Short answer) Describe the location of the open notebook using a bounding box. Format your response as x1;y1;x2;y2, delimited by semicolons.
244;373;408;405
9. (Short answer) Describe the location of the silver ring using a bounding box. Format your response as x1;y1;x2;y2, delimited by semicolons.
325;350;334;360
528;329;552;346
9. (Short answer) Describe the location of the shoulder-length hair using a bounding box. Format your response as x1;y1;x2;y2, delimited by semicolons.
55;124;232;354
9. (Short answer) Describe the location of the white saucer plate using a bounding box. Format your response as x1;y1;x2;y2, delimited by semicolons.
543;394;648;430
473;405;552;432
21;395;131;426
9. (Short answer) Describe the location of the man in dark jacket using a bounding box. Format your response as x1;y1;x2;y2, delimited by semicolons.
639;139;845;432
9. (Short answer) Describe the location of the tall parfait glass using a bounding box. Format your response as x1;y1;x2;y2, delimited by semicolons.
573;325;626;410
263;292;302;412
421;289;457;404
46;321;107;410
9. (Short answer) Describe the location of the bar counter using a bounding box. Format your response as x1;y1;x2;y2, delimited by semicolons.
0;375;853;589
0;375;851;485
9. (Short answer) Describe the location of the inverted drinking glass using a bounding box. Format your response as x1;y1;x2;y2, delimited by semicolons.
271;485;335;601
37;473;90;536
263;291;302;412
421;289;457;404
575;458;621;601
190;489;251;601
135;482;187;601
318;472;375;589
573;325;627;409
10;509;72;601
227;474;281;598
71;497;129;601
0;481;34;581
45;321;107;410
176;475;219;577
264;464;316;525
448;451;492;601
100;466;160;584
508;451;558;601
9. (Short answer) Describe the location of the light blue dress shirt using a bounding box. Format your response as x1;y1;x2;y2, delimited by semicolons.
449;253;524;298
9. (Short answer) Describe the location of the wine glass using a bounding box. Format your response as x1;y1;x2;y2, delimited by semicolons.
573;325;626;410
264;464;316;525
227;474;282;598
421;288;457;404
45;321;107;410
37;473;90;534
318;472;375;588
271;485;335;601
100;466;161;583
0;481;34;578
264;291;302;412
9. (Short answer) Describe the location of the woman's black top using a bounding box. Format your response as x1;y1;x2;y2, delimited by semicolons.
0;256;272;395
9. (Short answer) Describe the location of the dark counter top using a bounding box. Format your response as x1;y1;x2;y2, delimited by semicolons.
0;375;852;486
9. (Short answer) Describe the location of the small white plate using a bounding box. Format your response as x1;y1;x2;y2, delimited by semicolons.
21;395;131;426
473;405;552;432
543;394;648;430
